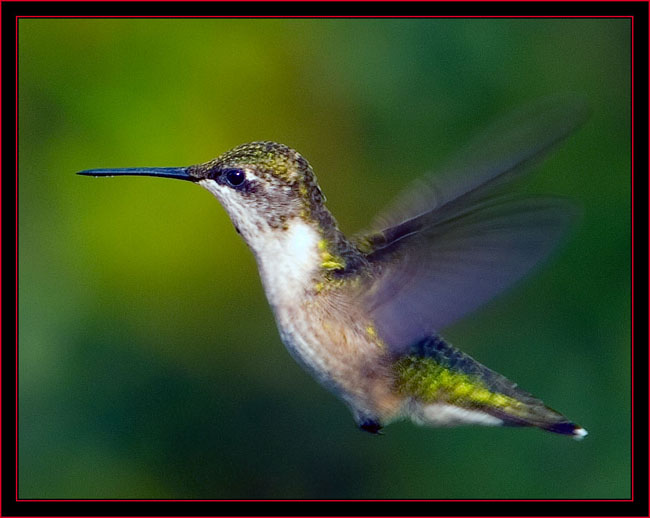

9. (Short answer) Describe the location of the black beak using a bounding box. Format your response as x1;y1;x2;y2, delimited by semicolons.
77;167;196;182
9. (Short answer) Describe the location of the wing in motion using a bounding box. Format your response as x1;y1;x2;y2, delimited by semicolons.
355;95;589;352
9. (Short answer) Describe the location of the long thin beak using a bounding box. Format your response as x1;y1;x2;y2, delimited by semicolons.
76;167;196;182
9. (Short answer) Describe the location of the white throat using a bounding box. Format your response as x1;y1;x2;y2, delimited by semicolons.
251;220;321;307
198;178;321;307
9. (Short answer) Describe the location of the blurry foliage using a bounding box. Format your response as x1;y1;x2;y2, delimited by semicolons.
19;18;630;498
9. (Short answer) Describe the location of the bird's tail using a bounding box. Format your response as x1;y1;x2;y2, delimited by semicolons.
393;335;587;439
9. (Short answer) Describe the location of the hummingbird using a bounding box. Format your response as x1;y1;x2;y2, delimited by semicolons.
78;96;588;439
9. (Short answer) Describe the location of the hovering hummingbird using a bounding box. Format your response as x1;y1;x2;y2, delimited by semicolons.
79;96;588;439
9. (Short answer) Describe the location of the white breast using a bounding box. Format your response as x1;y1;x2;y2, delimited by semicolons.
198;178;347;395
252;220;321;308
252;221;344;388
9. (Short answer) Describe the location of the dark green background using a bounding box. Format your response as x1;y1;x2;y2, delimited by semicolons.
19;19;630;499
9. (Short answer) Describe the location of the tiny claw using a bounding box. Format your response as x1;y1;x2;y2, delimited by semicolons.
359;419;384;435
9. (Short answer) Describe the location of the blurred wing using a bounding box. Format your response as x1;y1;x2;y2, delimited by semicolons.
362;196;577;352
356;96;587;352
368;94;588;231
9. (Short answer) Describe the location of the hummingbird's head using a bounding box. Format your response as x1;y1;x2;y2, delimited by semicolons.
187;141;327;239
77;141;348;272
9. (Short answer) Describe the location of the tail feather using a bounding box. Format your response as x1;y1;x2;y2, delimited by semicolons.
393;335;587;439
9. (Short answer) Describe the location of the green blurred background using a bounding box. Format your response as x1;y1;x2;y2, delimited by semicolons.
18;19;630;499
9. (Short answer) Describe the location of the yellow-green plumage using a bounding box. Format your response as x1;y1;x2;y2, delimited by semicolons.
78;97;589;440
391;335;579;434
395;357;521;408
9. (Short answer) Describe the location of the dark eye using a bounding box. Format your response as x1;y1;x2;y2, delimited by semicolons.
224;169;246;187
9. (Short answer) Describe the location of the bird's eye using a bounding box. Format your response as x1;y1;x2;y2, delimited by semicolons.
224;169;246;187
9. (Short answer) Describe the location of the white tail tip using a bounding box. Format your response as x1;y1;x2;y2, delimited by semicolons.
573;427;588;440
